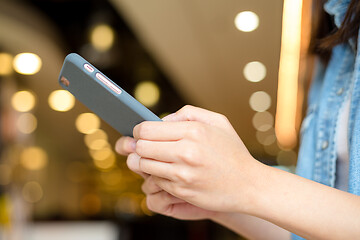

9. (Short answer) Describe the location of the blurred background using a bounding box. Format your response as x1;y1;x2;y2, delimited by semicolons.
0;0;312;239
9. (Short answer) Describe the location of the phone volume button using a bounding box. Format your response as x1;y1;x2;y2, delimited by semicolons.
84;63;94;73
95;73;122;94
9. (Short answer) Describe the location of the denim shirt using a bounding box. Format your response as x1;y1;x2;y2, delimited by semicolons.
292;0;360;239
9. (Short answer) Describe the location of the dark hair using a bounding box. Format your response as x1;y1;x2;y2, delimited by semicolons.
310;0;360;62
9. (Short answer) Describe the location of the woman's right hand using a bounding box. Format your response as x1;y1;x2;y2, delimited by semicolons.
115;136;216;220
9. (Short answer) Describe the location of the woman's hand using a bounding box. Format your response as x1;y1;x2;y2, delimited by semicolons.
115;129;216;220
133;105;262;213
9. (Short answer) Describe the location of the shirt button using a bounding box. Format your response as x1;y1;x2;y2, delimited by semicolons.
321;141;329;150
336;88;344;95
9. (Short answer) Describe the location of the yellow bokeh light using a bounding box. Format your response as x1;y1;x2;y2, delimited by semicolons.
93;152;116;170
20;146;48;171
0;53;13;76
48;90;75;112
11;91;36;112
76;113;100;134
13;53;42;75
16;113;37;134
134;81;160;107
84;129;109;150
234;11;259;32
22;181;43;203
100;169;122;186
91;24;115;52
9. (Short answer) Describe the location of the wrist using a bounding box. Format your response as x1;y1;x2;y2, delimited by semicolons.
234;159;272;216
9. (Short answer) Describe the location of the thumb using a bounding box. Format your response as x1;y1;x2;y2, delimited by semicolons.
163;105;231;130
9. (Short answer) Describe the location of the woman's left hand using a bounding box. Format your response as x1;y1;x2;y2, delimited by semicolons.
133;105;262;213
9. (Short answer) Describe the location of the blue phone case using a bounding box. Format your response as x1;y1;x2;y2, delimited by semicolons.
58;53;161;137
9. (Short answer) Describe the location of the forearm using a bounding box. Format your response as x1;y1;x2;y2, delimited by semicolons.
247;164;360;239
210;211;290;240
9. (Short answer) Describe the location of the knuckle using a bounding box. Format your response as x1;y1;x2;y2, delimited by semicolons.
186;123;205;139
175;168;195;185
135;122;149;139
180;145;199;163
217;113;229;123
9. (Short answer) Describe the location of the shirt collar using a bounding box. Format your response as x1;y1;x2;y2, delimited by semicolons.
324;0;351;28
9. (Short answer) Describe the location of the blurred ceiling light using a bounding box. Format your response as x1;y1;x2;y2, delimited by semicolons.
76;113;100;134
16;113;37;134
20;146;48;171
22;181;43;203
243;61;267;82
11;90;36;112
0;53;13;76
48;90;75;112
134;81;160;107
80;193;101;215
13;53;42;75
276;0;303;149
252;111;273;132
249;91;271;112
91;24;115;52
234;11;259;32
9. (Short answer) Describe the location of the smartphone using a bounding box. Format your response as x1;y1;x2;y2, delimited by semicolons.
58;53;161;137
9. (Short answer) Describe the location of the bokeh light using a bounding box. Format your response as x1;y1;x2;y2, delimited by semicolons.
234;11;259;32
92;151;116;170
249;91;271;112
13;53;42;75
256;128;276;146
91;24;115;52
20;146;48;171
134;81;160;107
76;113;100;134
48;90;75;112
11;91;36;112
252;111;273;132
16;113;37;134
22;181;43;203
0;53;13;76
243;61;267;82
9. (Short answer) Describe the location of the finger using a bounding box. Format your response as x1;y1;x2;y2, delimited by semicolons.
146;191;185;215
151;176;177;197
139;157;174;180
115;136;136;155
136;139;179;163
164;105;233;132
127;153;149;179
142;176;162;194
133;121;189;141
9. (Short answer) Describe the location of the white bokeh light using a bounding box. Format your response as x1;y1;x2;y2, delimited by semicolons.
243;61;267;82
249;91;271;112
234;11;259;32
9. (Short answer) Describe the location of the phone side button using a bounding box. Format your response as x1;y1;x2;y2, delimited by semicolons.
84;63;94;73
96;73;122;95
